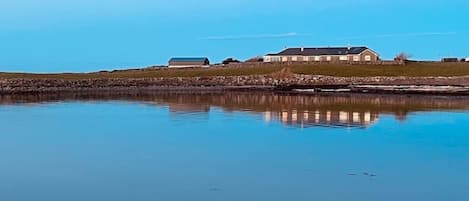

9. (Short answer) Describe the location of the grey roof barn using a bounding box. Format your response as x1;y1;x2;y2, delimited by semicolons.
168;57;210;68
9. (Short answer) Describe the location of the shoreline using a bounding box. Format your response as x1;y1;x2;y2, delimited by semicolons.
2;74;469;95
1;84;469;96
3;62;469;95
2;89;469;107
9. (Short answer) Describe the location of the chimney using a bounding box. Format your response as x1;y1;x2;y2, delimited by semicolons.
301;47;304;52
347;44;351;50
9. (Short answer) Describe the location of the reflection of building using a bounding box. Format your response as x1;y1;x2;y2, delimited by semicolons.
168;103;210;114
264;109;379;128
9;91;468;129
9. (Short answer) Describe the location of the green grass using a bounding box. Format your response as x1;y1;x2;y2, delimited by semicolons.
1;62;469;79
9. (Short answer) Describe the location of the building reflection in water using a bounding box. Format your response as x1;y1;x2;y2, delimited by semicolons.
168;103;210;114
264;110;379;128
2;91;469;129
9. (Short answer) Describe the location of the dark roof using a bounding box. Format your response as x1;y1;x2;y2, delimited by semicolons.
169;57;209;63
267;47;372;56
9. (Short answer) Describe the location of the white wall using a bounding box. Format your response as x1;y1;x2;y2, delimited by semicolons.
264;56;281;62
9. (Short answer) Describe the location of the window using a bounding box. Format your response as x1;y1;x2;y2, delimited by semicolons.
365;55;372;61
352;112;360;123
282;57;288;62
296;56;303;62
292;110;297;121
281;112;288;123
364;112;371;123
284;57;293;62
339;111;349;122
353;56;360;62
268;56;280;62
308;56;315;61
339;56;348;61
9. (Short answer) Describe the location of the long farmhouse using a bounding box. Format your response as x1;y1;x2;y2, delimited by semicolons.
264;46;379;63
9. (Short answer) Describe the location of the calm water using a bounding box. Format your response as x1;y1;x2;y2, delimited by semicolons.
1;92;469;201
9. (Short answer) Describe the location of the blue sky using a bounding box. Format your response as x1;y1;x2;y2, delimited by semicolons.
1;0;468;72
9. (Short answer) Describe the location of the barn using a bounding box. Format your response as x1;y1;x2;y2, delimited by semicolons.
168;57;210;68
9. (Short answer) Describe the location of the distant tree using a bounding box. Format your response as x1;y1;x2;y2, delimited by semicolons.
222;58;241;65
394;52;412;62
461;58;466;62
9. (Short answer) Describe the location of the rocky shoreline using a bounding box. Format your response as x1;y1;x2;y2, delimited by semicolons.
1;74;469;95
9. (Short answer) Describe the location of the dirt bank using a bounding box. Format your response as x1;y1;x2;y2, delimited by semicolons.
1;74;469;94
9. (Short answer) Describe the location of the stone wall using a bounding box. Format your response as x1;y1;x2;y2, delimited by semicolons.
1;74;469;93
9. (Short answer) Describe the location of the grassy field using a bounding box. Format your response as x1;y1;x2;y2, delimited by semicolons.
1;62;469;79
291;62;469;77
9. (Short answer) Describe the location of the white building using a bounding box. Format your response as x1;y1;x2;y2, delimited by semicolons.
264;46;380;63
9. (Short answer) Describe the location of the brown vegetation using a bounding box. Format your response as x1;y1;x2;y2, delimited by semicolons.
1;62;469;80
394;52;411;63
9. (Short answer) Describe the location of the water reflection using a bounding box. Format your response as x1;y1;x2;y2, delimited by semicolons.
1;91;469;201
263;110;379;128
1;91;468;128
